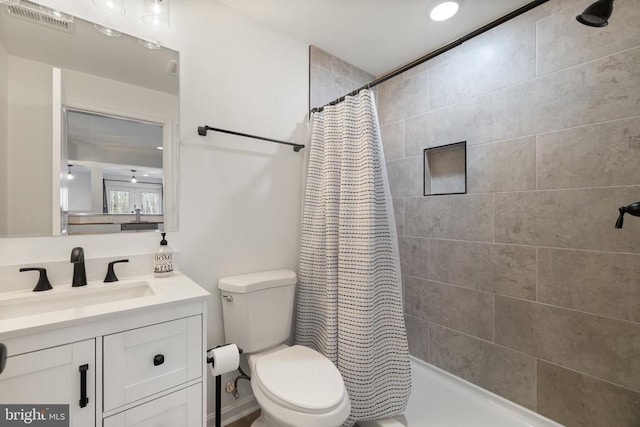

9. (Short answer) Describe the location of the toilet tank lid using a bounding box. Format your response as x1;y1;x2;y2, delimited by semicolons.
218;269;297;293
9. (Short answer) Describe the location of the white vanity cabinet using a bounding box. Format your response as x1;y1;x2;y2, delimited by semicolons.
0;339;96;427
0;273;209;427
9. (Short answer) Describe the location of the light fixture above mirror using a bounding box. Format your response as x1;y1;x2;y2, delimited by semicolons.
142;0;170;29
92;0;126;16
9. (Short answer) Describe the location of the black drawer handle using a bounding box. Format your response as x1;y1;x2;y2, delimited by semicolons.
79;364;89;408
153;354;165;366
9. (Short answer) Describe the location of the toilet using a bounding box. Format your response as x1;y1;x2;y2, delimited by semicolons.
219;269;351;427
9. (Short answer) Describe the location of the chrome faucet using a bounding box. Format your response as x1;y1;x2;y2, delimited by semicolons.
70;247;87;287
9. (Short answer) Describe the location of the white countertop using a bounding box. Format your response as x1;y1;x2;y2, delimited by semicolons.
0;272;209;339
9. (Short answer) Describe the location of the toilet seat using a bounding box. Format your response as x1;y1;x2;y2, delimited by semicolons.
254;345;346;414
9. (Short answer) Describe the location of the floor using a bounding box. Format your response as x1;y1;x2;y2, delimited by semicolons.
227;410;261;427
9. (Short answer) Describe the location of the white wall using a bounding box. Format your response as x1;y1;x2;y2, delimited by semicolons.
0;0;309;420
0;38;8;235
63;68;178;125
6;56;52;236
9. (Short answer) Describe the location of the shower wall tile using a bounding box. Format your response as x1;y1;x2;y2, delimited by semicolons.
537;360;640;427
405;194;493;242
429;24;536;109
378;71;429;125
467;136;536;193
429;239;536;300
404;94;494;157
392;198;405;236
537;117;640;190
387;156;423;198
404;315;429;361
309;46;374;111
494;186;640;253
310;64;354;109
537;0;640;76
495;296;640;392
495;47;640;140
398;236;429;280
405;277;493;340
380;121;404;161
310;46;334;70
538;248;640;323
428;325;536;409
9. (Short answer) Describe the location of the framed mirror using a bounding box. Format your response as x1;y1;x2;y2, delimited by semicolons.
0;0;179;237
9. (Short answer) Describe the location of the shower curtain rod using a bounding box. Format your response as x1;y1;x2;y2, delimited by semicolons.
309;0;549;114
197;125;305;152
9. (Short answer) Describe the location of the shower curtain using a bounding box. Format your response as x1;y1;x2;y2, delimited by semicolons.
296;89;411;426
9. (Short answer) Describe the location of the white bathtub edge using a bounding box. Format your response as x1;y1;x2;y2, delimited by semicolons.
408;356;564;427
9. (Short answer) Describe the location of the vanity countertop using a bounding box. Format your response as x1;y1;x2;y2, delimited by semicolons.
0;272;209;339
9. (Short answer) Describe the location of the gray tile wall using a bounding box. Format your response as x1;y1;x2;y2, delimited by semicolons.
309;46;374;111
375;0;640;425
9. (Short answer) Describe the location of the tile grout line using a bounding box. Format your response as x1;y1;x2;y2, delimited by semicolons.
405;274;640;326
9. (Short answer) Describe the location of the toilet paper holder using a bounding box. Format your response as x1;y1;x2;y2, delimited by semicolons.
206;343;243;365
207;343;243;427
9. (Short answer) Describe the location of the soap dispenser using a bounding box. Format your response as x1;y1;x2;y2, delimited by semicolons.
154;232;174;277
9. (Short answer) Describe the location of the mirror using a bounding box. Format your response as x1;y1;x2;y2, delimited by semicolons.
0;0;179;237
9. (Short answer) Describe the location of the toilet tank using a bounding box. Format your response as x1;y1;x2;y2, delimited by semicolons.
219;269;297;353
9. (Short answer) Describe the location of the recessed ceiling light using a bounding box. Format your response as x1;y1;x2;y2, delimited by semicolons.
430;1;459;21
94;24;121;37
139;38;161;50
156;146;163;150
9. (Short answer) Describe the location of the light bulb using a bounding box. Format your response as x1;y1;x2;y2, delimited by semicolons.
131;176;137;183
67;171;74;180
142;0;169;29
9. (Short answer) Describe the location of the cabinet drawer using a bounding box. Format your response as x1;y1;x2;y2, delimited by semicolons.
103;383;202;427
103;316;202;412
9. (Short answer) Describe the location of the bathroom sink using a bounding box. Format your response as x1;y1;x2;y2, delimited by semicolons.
0;282;155;321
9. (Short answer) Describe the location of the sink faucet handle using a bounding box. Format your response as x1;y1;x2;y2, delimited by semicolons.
104;259;129;283
19;267;53;292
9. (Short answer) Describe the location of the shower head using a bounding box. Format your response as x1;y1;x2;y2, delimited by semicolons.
576;0;614;27
615;201;640;229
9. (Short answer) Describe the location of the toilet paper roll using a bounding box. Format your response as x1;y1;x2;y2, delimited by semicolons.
208;343;240;377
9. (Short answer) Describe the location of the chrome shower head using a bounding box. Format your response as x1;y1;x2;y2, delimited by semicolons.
576;0;614;27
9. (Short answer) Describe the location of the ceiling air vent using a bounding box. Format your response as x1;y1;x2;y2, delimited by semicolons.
167;59;178;76
7;0;75;33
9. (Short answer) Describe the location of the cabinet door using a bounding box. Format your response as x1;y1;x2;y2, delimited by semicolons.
0;339;95;427
103;383;201;427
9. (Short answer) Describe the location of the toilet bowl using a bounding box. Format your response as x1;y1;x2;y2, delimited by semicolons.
218;270;351;427
248;345;350;427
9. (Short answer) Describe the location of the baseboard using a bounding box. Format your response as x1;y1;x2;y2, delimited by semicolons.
206;395;260;427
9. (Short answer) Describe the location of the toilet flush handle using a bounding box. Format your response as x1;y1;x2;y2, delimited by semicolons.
221;295;233;302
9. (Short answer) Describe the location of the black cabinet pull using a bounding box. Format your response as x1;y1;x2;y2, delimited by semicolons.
153;354;165;366
79;364;89;408
0;343;6;375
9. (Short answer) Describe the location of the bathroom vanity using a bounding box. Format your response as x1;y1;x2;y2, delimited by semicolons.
0;273;208;427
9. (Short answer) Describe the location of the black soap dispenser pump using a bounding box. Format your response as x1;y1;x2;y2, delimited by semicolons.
154;232;174;277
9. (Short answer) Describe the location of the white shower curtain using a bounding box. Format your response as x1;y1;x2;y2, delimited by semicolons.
296;89;411;426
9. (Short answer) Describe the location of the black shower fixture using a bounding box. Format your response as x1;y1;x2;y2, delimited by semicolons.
615;202;640;229
576;0;614;27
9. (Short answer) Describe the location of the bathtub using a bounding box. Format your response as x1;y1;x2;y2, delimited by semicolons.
358;357;563;427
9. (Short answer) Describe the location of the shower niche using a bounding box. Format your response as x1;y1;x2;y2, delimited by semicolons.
424;141;467;196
